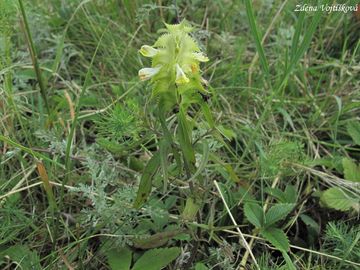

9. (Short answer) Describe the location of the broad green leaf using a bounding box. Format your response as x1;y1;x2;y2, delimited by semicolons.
182;197;200;221
346;121;360;145
320;187;359;212
195;262;209;270
284;185;297;203
107;247;132;270
0;245;41;270
342;158;360;182
133;153;160;208
244;203;264;228
261;227;289;251
131;247;181;270
265;203;295;227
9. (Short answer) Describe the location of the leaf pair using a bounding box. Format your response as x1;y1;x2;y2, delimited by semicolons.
107;247;181;270
244;203;294;229
244;202;295;252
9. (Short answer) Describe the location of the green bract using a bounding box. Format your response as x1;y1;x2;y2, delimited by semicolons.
138;20;209;111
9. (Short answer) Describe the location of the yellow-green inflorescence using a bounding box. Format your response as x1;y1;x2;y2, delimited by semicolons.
138;20;209;111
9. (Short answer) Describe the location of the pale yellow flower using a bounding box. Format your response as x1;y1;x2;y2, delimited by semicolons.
138;66;161;81
192;52;209;62
175;64;190;84
139;45;159;57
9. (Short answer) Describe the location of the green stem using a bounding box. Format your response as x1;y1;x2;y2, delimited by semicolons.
18;0;50;115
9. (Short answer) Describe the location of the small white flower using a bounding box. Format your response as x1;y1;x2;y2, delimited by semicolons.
175;64;189;84
192;52;209;62
138;66;161;81
139;45;159;57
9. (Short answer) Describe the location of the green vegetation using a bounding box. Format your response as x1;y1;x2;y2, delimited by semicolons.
0;0;359;269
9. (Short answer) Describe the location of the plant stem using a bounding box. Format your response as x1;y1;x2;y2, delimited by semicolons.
18;0;50;115
214;180;260;270
239;175;281;269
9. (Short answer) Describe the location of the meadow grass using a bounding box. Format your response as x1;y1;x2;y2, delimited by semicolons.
0;0;359;269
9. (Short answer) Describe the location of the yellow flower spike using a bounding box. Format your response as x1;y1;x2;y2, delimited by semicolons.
138;66;161;81
192;52;209;62
175;64;190;84
138;20;209;94
139;45;159;57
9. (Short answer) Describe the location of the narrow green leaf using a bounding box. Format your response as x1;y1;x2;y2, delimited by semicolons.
18;0;50;114
244;203;264;228
290;7;305;63
342;158;360;182
159;139;170;191
289;5;323;72
0;135;63;167
131;247;181;270
346;121;360;145
265;203;295;227
244;0;270;78
300;214;320;233
320;187;359;212
261;227;289;251
132;230;185;250
158;111;182;176
278;108;296;130
282;251;296;270
200;101;215;128
133;153;160;208
107;247;132;270
189;141;209;182
177;108;195;164
280;0;323;89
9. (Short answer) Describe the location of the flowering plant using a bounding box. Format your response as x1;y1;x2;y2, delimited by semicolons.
134;21;215;217
138;20;210;112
